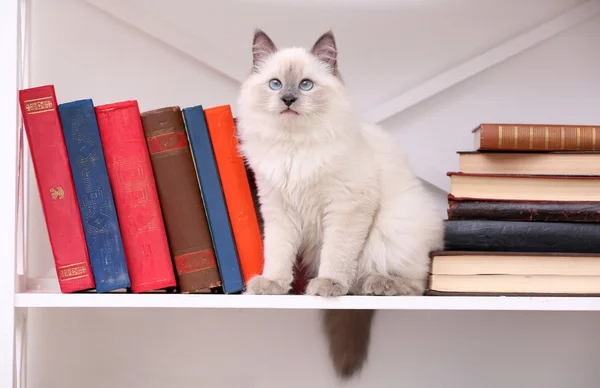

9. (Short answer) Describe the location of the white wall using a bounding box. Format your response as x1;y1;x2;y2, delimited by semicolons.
388;11;600;193
25;0;600;387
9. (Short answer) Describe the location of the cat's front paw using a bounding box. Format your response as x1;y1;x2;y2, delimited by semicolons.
305;277;349;297
244;275;289;295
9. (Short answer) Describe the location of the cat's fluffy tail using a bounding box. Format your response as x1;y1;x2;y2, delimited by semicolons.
323;309;375;379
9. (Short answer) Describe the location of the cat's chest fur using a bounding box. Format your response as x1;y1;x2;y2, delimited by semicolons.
246;138;342;238
254;140;333;189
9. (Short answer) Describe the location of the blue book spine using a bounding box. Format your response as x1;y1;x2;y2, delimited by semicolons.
182;105;244;294
58;99;131;293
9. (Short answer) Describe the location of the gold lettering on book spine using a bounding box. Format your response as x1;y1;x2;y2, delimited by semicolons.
513;126;518;149
560;127;565;150
24;96;54;114
50;186;64;200
58;262;88;281
545;127;549;149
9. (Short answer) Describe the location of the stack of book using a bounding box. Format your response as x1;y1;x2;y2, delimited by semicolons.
20;84;265;295
428;123;600;296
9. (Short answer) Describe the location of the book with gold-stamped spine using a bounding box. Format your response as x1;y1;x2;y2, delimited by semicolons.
95;100;177;293
141;106;222;293
474;123;599;151
18;85;95;293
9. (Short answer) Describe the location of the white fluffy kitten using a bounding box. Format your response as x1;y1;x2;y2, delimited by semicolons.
236;29;444;379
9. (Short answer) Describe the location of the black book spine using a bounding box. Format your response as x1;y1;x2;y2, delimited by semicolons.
443;220;600;253
448;200;600;222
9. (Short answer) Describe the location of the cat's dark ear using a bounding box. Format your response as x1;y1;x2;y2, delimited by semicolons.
311;31;338;72
252;29;277;71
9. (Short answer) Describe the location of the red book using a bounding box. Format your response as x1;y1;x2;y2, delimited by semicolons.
95;101;176;293
18;85;95;293
204;106;264;283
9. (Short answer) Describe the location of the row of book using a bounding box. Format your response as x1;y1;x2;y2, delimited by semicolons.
26;83;599;297
20;84;264;294
427;123;600;296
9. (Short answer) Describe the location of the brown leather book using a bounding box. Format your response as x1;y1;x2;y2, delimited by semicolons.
473;123;599;151
141;106;221;293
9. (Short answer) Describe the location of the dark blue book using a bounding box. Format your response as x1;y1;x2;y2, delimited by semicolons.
58;99;131;293
182;105;244;294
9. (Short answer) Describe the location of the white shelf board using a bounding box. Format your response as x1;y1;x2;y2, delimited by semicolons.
14;292;600;311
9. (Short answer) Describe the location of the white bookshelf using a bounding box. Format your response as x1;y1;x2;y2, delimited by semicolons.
4;1;600;387
12;293;600;311
2;1;19;388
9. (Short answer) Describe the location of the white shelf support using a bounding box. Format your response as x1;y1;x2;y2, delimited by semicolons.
0;0;19;387
361;0;600;124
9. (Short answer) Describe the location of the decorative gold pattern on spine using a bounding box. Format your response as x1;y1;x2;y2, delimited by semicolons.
529;126;533;149
513;126;518;148
50;186;64;200
57;262;88;281
593;128;597;150
498;125;503;148
545;127;549;149
560;127;565;150
23;96;51;102
29;109;55;115
23;96;54;114
577;127;581;150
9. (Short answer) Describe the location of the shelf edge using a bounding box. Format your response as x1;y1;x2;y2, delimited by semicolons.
14;293;600;311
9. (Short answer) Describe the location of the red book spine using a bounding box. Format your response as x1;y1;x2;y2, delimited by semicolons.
18;85;95;293
204;106;264;283
95;101;176;293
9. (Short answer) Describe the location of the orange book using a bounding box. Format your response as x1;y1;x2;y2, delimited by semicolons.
204;105;264;283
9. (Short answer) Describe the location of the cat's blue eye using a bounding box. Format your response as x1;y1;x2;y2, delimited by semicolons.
269;79;282;90
299;79;314;91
